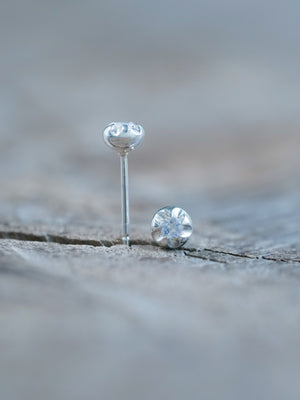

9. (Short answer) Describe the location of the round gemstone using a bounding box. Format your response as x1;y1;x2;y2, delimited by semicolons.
151;206;193;249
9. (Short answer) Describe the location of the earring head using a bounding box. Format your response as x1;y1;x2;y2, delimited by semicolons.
103;121;145;155
151;206;193;249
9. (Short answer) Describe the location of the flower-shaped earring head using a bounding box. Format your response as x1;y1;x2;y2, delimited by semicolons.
151;206;193;249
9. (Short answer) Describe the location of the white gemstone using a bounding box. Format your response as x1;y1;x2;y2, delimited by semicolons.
151;206;193;249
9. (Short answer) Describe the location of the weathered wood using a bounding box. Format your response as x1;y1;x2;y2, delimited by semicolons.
1;180;300;400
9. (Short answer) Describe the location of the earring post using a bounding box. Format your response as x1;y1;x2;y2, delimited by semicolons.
120;153;130;245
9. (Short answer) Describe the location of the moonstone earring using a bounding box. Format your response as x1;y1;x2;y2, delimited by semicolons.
151;206;193;249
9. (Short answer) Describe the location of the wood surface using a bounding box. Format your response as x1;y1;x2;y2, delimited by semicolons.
1;126;300;400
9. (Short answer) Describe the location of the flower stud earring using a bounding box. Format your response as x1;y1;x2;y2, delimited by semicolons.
151;206;193;249
103;121;145;246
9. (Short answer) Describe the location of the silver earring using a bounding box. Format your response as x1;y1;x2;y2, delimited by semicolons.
103;121;145;246
151;206;193;249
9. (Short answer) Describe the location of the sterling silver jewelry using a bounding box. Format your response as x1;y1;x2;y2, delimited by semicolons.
103;121;145;246
151;206;193;249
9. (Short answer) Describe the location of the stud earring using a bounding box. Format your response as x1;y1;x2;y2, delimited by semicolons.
103;121;145;246
151;206;193;249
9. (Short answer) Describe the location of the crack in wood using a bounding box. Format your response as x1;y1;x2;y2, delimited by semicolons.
0;231;150;248
184;249;300;264
0;230;116;247
262;255;300;264
0;231;299;264
203;248;258;259
185;247;258;259
183;251;227;264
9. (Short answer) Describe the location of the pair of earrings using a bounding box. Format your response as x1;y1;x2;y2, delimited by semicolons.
103;121;193;249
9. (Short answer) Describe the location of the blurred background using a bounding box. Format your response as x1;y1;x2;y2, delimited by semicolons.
1;0;299;231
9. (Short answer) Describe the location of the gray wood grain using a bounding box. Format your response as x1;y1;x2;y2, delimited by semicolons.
1;183;300;400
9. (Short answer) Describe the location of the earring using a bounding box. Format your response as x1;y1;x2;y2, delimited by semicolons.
103;121;145;246
151;206;193;249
